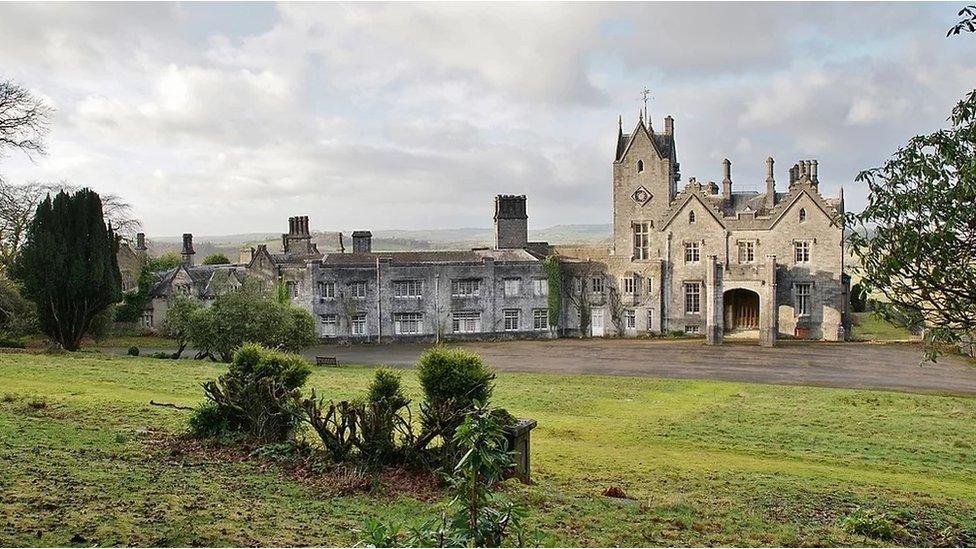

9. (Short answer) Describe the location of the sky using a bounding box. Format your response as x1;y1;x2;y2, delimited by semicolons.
0;2;973;236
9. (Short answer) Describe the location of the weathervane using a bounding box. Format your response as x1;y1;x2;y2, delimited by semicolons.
641;87;652;123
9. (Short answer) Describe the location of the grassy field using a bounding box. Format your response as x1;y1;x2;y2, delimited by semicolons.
2;352;975;546
852;312;920;342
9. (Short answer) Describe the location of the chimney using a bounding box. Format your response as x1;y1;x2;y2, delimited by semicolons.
338;232;345;253
352;231;372;253
494;194;529;250
766;157;776;209
708;181;719;195
181;233;195;266
721;158;732;199
664;115;674;136
811;159;819;190
135;232;147;260
239;246;254;264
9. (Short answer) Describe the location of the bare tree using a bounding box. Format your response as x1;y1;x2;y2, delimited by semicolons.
0;80;52;162
948;5;976;36
0;181;53;269
0;180;141;270
55;182;141;237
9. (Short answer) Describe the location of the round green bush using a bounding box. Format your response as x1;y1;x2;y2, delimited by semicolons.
417;347;495;434
127;346;140;357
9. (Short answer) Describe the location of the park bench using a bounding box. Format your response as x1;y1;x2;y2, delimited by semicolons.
315;355;340;367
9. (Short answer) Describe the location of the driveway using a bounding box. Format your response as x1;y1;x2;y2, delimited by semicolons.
304;339;976;397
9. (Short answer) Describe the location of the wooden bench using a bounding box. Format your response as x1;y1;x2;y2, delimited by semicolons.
315;356;340;367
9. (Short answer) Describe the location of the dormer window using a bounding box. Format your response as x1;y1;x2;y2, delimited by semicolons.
637;160;644;173
689;211;696;224
799;208;807;223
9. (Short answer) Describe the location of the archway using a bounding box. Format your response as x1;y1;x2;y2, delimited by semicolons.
723;288;760;333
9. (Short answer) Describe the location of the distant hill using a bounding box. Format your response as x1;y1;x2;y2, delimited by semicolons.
145;224;612;258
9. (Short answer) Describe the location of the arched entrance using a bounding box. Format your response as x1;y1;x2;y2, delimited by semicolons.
724;288;760;333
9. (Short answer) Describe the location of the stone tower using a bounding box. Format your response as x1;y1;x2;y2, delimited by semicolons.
612;114;679;257
494;195;528;250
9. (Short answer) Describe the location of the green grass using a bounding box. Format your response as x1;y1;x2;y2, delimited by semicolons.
2;352;975;546
853;312;919;342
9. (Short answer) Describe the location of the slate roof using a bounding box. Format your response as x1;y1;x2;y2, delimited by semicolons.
320;248;542;267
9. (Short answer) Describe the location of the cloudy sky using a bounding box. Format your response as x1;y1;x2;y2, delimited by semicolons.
0;2;973;236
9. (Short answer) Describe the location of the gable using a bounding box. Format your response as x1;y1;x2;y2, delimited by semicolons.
660;191;727;231
768;186;839;230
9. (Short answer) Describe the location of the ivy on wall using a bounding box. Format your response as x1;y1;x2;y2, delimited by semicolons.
544;255;562;330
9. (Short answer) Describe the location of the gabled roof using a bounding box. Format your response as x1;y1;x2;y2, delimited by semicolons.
319;248;542;267
615;118;673;162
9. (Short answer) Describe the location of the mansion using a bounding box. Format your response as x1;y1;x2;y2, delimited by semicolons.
119;111;850;345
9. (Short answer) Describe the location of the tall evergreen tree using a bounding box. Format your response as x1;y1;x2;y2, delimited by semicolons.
12;188;121;350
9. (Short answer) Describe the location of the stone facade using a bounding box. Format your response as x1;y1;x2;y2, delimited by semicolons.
130;109;849;346
563;113;850;343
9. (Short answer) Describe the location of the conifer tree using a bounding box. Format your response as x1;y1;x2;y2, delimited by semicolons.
12;188;121;350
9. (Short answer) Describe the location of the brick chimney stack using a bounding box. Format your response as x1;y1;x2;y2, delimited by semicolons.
494;194;529;250
352;231;372;253
721;158;732;199
181;233;195;266
765;157;776;209
664;115;674;135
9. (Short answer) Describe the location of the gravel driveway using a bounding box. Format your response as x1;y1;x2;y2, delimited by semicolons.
303;339;976;396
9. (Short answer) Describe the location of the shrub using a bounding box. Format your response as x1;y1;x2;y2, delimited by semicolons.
417;347;495;440
360;403;532;547
360;368;410;464
195;343;311;443
127;346;139;356
842;508;903;541
188;401;229;438
188;280;317;362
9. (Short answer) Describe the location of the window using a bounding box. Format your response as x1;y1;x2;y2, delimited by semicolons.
799;208;807;223
684;282;701;314
689;211;696;224
685;324;701;334
320;314;337;336
503;309;520;331
286;281;298;298
623;277;636;294
794;241;811;264
625;310;636;329
684;242;700;263
533;309;549;330
452;311;480;333
738;241;755;263
795;283;811;316
647;309;653;331
351;281;367;298
351;313;367;335
591;276;604;294
318;281;335;299
637;159;644;173
633;222;649;260
393;280;422;298
575;277;583;294
503;278;521;297
646;277;653;294
140;310;153;328
533;278;548;297
176;283;192;296
452;279;481;297
394;312;422;334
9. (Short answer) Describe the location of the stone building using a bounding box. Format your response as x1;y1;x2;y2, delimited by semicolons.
130;109;849;345
562;112;850;344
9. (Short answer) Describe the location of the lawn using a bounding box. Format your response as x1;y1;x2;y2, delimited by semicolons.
852;311;920;342
2;351;975;546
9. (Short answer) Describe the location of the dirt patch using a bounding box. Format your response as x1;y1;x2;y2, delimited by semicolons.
147;433;444;501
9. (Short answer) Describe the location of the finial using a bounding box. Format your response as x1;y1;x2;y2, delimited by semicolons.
618;115;622;130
